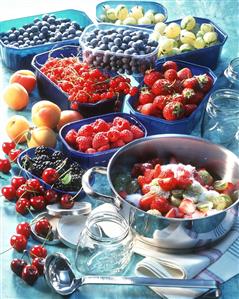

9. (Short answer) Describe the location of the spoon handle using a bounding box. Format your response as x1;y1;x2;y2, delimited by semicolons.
81;276;219;289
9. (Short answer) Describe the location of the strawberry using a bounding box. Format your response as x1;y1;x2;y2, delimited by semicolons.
164;69;178;81
196;74;213;93
92;132;109;150
179;199;196;215
165;207;179;218
182;88;196;102
163;101;185;121
140;103;154;115
144;70;163;87
150;196;171;214
130;125;145;139
138;90;155;104
183;77;198;90
153;164;162;178
176;170;193;189
152;95;170;110
171;80;183;93
158;177;178;191
139;193;157;211
141;184;151;195
177;68;192;80
151;79;173;95
187;91;204;105
172;93;186;105
162;61;178;72
184;104;197;116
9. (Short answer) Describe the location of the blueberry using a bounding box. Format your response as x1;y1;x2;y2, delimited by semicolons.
139;50;145;55
108;42;114;49
23;37;28;42
3;40;9;45
41;21;50;27
8;33;16;41
75;30;82;37
30;40;35;46
71;21;80;30
7;30;13;35
11;27;16;31
41;26;48;33
145;46;152;54
124;48;134;55
111;46;118;52
121;43;128;51
136;31;144;38
131;35;139;42
14;30;20;37
26;28;32;33
42;14;49;21
123;30;132;36
12;42;19;47
67;34;75;39
36;40;43;45
135;40;144;49
64;22;71;28
39;32;44;39
34;17;40;23
33;36;39;42
102;36;108;44
116;49;124;54
68;27;76;35
62;32;68;38
19;28;25;34
31;25;38;33
114;38;122;46
49;37;56;42
29;32;34;39
90;38;98;47
55;33;62;41
128;41;134;47
18;40;23;45
123;36;131;43
47;17;56;24
50;25;56;31
143;33;149;39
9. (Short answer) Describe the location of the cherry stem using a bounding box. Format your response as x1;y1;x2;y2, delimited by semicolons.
71;186;83;201
41;228;52;247
0;247;12;255
26;207;35;219
56;158;68;173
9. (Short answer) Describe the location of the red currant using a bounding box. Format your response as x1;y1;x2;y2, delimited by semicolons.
10;234;27;252
42;168;59;184
2;141;15;155
1;185;16;201
11;176;26;190
16;222;31;239
29;245;47;258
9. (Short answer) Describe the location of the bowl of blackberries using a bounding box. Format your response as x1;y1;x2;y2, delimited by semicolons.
17;146;85;196
79;23;159;75
0;10;92;70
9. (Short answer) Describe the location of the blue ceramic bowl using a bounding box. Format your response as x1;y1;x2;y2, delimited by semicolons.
125;60;217;135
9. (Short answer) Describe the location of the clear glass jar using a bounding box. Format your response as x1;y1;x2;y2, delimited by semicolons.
216;57;239;89
75;211;134;275
201;89;239;154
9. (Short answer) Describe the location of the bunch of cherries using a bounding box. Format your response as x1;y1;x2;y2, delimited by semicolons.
0;141;22;173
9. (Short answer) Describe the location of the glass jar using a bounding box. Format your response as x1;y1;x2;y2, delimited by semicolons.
201;89;239;154
75;211;134;275
216;57;239;89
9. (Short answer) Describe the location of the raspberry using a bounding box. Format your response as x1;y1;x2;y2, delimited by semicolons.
121;129;134;143
92;132;109;150
107;127;121;142
111;139;125;148
76;136;92;152
130;125;144;139
93;119;110;133
113;117;130;130
85;148;96;154
65;129;78;147
78;124;94;137
97;145;110;152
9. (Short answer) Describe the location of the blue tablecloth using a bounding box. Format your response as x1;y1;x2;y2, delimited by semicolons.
0;0;239;298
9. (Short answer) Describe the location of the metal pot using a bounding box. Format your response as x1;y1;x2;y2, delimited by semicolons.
82;135;239;252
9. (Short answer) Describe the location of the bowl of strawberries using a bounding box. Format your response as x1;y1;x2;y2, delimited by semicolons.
126;60;217;134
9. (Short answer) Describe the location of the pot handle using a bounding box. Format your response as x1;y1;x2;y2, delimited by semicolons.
82;166;121;208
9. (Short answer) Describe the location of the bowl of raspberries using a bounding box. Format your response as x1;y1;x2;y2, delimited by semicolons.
126;60;217;134
59;112;147;168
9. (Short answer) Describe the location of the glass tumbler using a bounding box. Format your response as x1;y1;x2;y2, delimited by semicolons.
75;211;134;275
201;89;239;154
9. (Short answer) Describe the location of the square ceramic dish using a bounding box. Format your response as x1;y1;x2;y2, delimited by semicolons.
157;17;228;69
0;9;92;70
17;147;85;198
59;112;147;168
79;23;159;75
125;60;217;135
96;0;168;28
31;45;125;116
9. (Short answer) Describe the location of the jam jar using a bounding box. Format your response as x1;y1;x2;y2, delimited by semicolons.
75;211;134;275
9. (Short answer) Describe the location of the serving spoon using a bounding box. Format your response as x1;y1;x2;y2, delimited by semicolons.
44;253;221;298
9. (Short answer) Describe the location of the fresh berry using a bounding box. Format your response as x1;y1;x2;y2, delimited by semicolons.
16;184;31;199
0;158;11;173
29;245;47;258
15;198;30;215
172;94;186;105
10;258;27;277
151;79;172;95
10;234;27;252
77;124;94;137
157;169;177;191
8;149;22;162
138;90;154;105
44;189;58;204
182;88;196;101
121;129;134;143
32;258;45;275
165;207;179;218
107;128;121;142
42;168;59;184
35;218;51;238
111;139;125;148
11;176;26;190
196;74;213;92
139;193;157;211
171;80;183;93
144;70;163;87
93;119;110;133
97;144;110;152
65;129;78;147
2;141;15;155
1;185;16;201
183;77;199;90
76;136;92;152
21;264;39;285
188;91;204;105
162;61;178;72
177;68;192;80
163;101;185;121
153;95;170;110
16;222;31;239
164;69;178;81
30;196;46;211
60;194;74;209
140;103;154;115
184;104;197;116
129;86;138;96
130;125;145;139
113;117;131;131
92;132;109;150
150;196;171;213
179;199;196;215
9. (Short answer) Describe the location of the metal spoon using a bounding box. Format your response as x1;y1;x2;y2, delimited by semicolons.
44;253;221;298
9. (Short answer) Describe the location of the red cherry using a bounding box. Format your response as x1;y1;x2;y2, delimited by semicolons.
16;184;31;199
60;194;74;209
2;141;16;155
32;257;45;275
29;245;47;258
16;222;31;239
8;149;22;162
26;179;41;192
0;158;11;173
34;218;51;238
42;168;59;184
10;234;27;252
11;176;26;190
10;258;27;276
1;185;16;201
15;198;30;215
30;196;46;211
38;185;45;195
21;264;39;285
44;189;58;204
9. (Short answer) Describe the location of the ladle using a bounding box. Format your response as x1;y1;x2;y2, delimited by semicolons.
44;253;221;298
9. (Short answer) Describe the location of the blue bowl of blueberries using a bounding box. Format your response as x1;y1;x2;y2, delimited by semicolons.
0;9;93;70
79;23;159;76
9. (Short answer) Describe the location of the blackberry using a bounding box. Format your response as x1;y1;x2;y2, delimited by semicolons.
30;163;45;177
53;160;63;169
33;155;50;164
70;162;83;174
34;146;50;156
21;155;32;170
51;151;66;161
54;181;65;191
41;160;55;169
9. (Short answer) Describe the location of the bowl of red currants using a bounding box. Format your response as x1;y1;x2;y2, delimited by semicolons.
32;45;138;117
59;112;147;168
125;60;217;135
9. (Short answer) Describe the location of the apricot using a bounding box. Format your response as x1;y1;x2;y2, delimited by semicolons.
3;83;29;110
32;100;61;129
57;110;83;131
9;70;36;93
6;115;30;143
27;126;57;148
